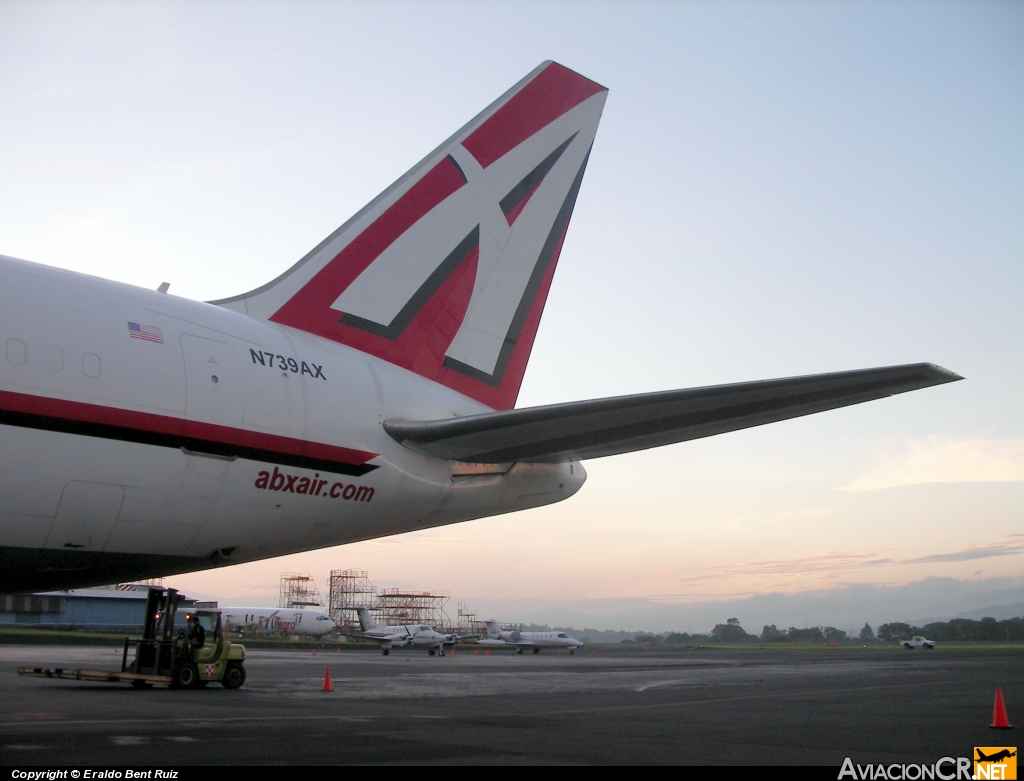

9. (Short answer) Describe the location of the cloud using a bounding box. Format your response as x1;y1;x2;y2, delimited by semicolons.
642;549;898;595
842;438;1024;492
649;537;1024;594
693;550;896;579
904;540;1024;564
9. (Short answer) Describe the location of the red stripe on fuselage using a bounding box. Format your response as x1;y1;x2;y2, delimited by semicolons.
462;63;605;169
0;389;377;467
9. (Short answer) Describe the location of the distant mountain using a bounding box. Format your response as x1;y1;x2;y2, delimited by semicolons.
469;576;1024;636
950;602;1024;622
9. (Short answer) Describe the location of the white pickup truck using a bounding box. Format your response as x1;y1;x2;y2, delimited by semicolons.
900;636;936;649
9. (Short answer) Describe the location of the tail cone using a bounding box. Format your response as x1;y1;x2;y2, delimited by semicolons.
322;667;333;692
991;687;1012;728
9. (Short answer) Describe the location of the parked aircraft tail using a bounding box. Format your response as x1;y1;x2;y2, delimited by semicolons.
356;607;378;632
213;61;608;410
483;619;503;639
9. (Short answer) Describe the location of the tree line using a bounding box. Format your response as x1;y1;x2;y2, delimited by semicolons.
642;615;1024;644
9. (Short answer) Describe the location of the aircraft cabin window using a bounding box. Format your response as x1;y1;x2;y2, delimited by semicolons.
82;353;101;378
6;339;26;365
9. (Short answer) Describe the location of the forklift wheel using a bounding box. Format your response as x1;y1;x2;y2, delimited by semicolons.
171;661;199;689
221;661;246;689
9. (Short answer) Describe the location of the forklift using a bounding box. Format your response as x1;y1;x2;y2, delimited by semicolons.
18;587;247;689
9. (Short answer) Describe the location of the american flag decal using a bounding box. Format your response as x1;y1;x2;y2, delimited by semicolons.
128;322;164;343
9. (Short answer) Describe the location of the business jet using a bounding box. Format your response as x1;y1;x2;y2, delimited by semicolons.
0;61;961;593
350;607;453;656
481;619;584;654
221;606;336;637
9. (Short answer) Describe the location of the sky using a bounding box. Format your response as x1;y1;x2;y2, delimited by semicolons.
1;1;1022;632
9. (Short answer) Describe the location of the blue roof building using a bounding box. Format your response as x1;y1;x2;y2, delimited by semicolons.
0;587;214;631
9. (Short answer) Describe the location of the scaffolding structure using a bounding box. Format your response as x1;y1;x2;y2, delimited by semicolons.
378;588;450;628
325;568;456;631
328;569;384;630
118;578;164;591
448;600;480;636
278;573;323;609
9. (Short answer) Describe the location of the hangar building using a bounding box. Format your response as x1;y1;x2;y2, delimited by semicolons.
0;587;212;630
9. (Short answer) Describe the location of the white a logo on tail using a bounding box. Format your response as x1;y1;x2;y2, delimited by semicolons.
215;62;607;410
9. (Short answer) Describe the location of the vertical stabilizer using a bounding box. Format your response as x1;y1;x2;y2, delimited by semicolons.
484;619;503;639
356;607;377;632
213;62;607;410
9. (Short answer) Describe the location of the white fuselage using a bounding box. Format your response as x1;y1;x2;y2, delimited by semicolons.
0;255;585;591
483;621;584;650
221;607;336;637
363;623;451;651
511;631;585;649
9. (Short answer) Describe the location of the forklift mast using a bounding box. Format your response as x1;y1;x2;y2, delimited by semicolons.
142;587;180;641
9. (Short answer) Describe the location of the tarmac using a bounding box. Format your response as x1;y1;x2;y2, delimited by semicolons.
0;643;1021;765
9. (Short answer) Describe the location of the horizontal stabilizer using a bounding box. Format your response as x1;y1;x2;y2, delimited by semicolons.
383;363;961;463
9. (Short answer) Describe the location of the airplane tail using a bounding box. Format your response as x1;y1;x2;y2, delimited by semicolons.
484;619;502;639
213;61;607;410
356;607;377;632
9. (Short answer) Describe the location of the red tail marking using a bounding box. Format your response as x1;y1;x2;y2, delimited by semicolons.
435;208;572;410
270;156;467;335
463;63;605;169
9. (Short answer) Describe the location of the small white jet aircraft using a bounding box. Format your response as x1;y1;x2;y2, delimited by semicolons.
480;619;584;654
221;606;335;637
352;607;453;656
0;61;961;593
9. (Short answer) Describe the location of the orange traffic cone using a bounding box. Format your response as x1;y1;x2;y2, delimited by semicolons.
485;650;490;656
322;667;333;692
449;650;455;657
312;648;317;656
991;687;1011;728
336;647;340;653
